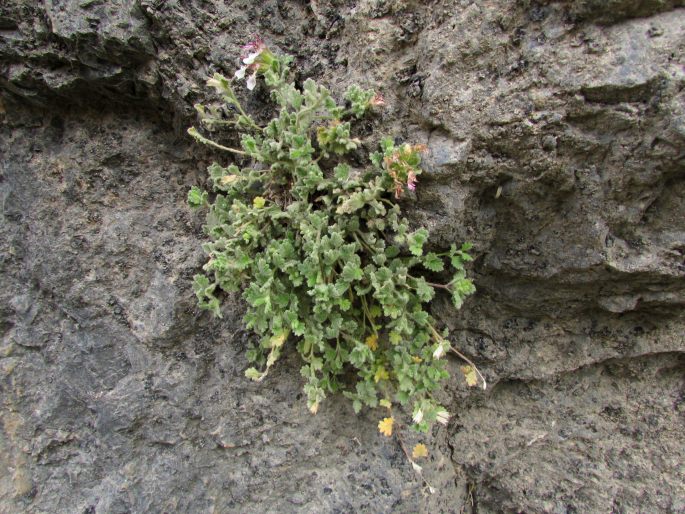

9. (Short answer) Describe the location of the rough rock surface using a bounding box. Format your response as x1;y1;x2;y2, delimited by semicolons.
1;1;683;513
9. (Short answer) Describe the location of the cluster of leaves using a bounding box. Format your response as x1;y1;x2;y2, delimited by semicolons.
188;41;476;435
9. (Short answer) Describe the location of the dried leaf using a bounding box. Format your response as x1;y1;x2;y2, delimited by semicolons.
374;366;389;383
379;399;392;409
412;443;428;459
460;365;478;387
365;333;378;351
378;417;394;437
270;331;288;348
220;174;240;185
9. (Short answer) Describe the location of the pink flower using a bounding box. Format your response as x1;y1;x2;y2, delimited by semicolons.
394;182;404;198
234;37;269;90
240;37;266;62
407;170;417;191
369;93;385;107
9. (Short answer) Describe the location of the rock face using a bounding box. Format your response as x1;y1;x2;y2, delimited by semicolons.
1;1;683;512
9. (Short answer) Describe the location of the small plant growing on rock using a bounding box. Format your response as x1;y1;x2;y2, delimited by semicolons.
188;39;481;447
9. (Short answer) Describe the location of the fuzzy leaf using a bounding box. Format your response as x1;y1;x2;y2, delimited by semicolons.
407;228;429;257
245;367;264;381
188;186;207;208
423;252;444;272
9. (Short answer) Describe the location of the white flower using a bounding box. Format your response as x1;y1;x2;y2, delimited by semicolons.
436;409;450;425
433;342;446;359
242;51;262;65
246;72;257;91
240;37;266;62
413;409;424;424
234;37;269;90
234;64;257;90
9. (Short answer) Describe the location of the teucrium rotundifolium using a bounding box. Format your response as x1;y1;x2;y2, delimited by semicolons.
187;38;479;436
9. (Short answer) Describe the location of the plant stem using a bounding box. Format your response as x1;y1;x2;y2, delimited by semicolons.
408;275;451;291
449;346;487;390
427;323;487;390
394;426;437;494
359;294;377;336
426;281;450;290
188;127;249;156
296;97;325;131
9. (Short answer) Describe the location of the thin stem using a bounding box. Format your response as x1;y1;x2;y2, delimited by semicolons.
353;232;374;254
394;425;437;494
202;119;239;127
427;323;486;390
188;127;249;156
359;294;377;336
449;346;487;390
296;97;325;131
228;89;262;131
408;275;451;291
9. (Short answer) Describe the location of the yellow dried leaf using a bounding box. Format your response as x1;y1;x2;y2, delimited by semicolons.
411;356;423;363
378;417;394;437
379;399;392;409
374;366;389;383
270;331;287;348
220;174;240;185
412;443;428;459
365;334;378;351
460;365;478;387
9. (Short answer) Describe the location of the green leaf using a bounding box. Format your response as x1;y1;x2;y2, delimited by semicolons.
241;134;259;155
414;277;435;303
423;252;444;272
349;344;373;369
336;192;366;214
334;163;350;181
352;399;362;414
245;367;264;381
407;228;429;257
188;186;207;208
380;137;394;152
